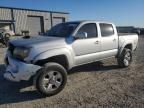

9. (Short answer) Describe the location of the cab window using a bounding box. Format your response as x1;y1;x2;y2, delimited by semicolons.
77;23;98;38
100;23;114;37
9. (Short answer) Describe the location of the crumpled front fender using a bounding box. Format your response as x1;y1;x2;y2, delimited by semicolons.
4;56;42;82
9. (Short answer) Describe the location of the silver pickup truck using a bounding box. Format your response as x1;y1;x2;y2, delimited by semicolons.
4;21;138;96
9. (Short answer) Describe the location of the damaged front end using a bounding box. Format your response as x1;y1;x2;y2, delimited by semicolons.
4;52;41;82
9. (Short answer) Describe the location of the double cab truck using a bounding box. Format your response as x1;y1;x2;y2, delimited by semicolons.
4;21;138;96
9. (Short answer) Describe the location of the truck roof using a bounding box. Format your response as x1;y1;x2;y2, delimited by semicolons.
67;20;114;25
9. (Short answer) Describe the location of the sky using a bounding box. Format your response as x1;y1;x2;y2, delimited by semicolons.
0;0;144;27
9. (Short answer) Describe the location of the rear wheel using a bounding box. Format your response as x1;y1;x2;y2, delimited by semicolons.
117;48;132;68
35;62;67;96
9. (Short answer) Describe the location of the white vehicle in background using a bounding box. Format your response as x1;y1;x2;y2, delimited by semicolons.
0;28;15;37
0;28;15;46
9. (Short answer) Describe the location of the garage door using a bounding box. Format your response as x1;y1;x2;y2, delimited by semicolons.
27;16;43;35
53;17;65;26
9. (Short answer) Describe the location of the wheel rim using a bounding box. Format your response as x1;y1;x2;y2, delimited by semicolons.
42;71;63;92
124;51;131;66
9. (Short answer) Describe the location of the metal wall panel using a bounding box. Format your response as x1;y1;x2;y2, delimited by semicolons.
52;13;68;26
13;9;51;35
53;17;64;26
0;7;69;35
0;8;11;20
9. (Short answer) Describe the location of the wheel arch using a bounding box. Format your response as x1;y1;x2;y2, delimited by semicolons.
118;43;133;57
35;54;70;70
33;48;74;70
124;44;133;50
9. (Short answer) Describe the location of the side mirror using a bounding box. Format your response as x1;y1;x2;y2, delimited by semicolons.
75;32;88;39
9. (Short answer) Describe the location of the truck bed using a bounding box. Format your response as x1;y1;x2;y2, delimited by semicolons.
118;33;137;36
118;33;138;51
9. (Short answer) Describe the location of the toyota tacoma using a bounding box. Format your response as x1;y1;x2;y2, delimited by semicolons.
4;21;138;96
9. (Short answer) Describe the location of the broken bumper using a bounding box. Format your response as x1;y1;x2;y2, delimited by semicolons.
4;55;41;82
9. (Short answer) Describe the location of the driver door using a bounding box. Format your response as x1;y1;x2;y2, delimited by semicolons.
72;23;101;65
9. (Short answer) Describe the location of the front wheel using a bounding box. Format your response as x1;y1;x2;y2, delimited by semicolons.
35;62;67;96
117;48;132;68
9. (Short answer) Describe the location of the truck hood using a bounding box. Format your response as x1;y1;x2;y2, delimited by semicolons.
10;36;66;48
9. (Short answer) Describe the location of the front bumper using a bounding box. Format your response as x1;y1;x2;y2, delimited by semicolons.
4;53;41;82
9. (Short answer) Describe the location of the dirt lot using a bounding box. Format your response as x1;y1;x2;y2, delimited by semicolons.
0;36;144;108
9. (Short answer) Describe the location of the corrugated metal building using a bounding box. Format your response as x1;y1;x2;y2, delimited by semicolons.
0;6;69;35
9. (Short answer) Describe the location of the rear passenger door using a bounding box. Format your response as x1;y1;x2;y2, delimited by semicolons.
99;23;118;57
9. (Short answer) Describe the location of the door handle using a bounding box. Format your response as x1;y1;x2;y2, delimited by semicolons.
113;39;116;41
95;40;99;44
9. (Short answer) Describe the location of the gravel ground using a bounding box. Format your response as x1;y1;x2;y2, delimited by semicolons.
0;36;144;108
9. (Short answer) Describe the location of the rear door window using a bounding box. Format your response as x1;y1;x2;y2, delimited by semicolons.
100;23;114;37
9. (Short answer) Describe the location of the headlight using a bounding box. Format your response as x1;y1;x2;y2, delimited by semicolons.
13;47;30;60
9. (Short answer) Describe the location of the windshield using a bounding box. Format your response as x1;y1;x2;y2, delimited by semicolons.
47;22;80;37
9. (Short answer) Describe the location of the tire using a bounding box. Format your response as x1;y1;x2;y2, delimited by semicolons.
4;34;10;47
117;48;132;68
35;62;67;96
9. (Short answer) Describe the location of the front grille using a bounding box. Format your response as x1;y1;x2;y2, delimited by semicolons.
8;43;15;55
